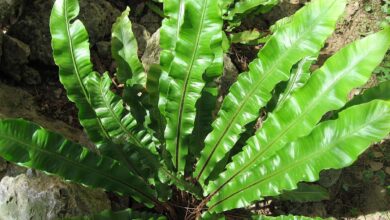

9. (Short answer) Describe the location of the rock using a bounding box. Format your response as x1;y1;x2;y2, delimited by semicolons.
0;35;41;85
78;0;120;44
133;23;151;56
8;0;120;66
0;173;110;220
96;41;112;61
385;167;390;175
0;32;3;60
7;0;53;65
139;10;161;34
0;158;7;179
355;212;390;220
369;161;384;172
0;82;93;149
22;66;41;85
220;55;239;95
0;158;6;172
4;164;26;177
141;29;160;72
0;34;30;81
372;151;384;158
319;169;342;188
0;0;24;26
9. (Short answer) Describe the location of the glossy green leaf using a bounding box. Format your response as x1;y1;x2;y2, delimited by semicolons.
343;80;390;109
270;16;293;33
158;0;182;168
85;72;157;153
253;215;323;220
85;72;163;186
162;0;224;172
50;0;108;144
111;7;146;86
186;26;225;175
158;167;203;199
266;56;315;113
201;212;226;220
159;0;184;69
158;0;185;117
275;56;316;110
99;141;161;183
225;0;279;30
186;84;219;175
229;29;263;45
0;119;158;208
195;0;346;185
143;65;173;170
226;0;279;20
221;0;235;16
207;100;390;212
145;64;166;142
209;29;390;199
112;7;147;125
68;208;166;220
278;183;330;202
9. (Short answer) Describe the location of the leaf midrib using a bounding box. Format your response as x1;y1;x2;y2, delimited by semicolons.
277;57;312;110
197;1;337;180
98;76;143;148
209;51;369;198
0;132;156;204
63;0;110;141
209;112;384;210
174;0;209;170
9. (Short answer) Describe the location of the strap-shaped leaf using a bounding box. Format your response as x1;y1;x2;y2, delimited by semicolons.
0;119;158;208
201;212;226;219
186;28;225;175
186;84;219;174
158;167;203;199
194;0;346;184
343;80;390;109
72;70;168;195
68;208;166;220
158;0;185;117
145;64;166;142
278;183;329;202
221;0;235;15
85;72;156;152
112;8;148;125
225;0;278;21
229;29;264;45
253;215;323;220
50;0;108;144
275;56;315;110
99;141;161;183
266;56;315;113
208;29;390;196
160;0;184;69
163;0;224;172
112;7;146;86
224;0;278;30
207;100;390;212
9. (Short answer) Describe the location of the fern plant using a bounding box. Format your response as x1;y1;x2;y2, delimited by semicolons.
0;0;389;219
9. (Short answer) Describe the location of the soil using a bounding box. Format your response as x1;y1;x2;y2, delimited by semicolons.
0;0;389;219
